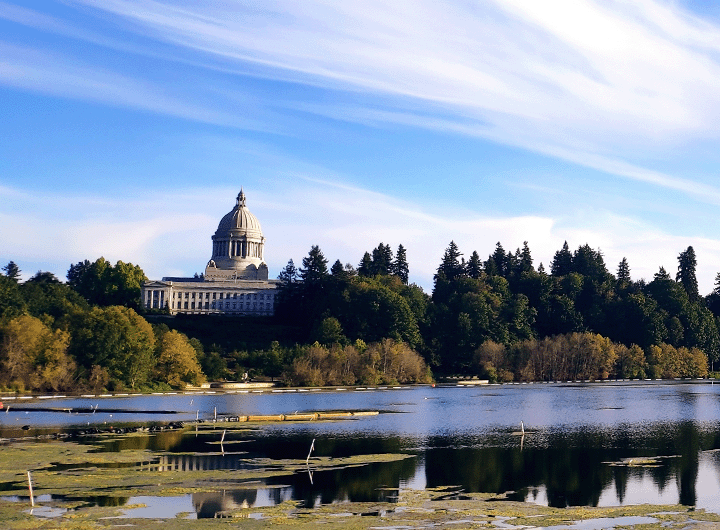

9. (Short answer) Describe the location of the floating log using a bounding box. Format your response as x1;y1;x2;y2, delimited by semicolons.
246;414;285;422
283;413;318;421
317;412;353;419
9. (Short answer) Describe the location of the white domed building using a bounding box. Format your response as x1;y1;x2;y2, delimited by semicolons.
142;190;278;315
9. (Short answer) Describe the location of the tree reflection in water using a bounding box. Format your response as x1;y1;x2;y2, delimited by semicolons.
128;421;720;516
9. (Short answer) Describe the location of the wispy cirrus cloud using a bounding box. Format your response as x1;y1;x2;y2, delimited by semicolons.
27;1;717;197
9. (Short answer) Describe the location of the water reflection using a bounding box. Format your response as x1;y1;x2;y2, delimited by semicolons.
7;382;720;517
86;421;720;516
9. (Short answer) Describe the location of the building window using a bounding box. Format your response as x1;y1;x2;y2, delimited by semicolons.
204;302;209;309
212;293;216;299
233;293;237;299
184;302;188;309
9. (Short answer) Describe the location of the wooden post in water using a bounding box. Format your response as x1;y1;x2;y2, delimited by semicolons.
27;471;34;507
306;438;315;464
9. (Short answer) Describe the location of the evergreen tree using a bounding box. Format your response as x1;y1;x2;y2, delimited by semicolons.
519;241;534;273
617;257;631;287
330;259;345;276
393;244;409;284
506;250;519;278
300;245;328;285
466;251;483;279
572;244;608;281
277;259;299;285
707;272;720;317
358;252;373;277
654;266;671;281
551;241;573;276
486;242;507;277
330;259;352;282
2;261;21;282
27;271;60;284
676;246;699;301
371;243;393;276
435;241;464;282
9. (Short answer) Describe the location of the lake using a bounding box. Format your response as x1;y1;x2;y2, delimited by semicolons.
3;380;720;517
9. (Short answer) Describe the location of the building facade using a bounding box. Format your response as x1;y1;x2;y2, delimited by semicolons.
142;190;279;315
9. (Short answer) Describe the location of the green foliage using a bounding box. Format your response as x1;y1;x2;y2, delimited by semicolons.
156;329;206;387
1;261;21;282
676;246;699;301
0;315;75;391
67;257;147;309
0;274;26;321
67;306;156;389
6;236;720;390
393;244;409;284
300;245;328;285
435;241;464;283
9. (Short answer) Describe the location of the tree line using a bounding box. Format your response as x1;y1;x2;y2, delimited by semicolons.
273;240;720;378
2;236;720;391
0;253;429;392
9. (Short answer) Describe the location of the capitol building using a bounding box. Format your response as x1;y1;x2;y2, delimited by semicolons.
142;190;278;315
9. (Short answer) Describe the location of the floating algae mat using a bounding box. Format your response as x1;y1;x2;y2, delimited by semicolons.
1;428;720;528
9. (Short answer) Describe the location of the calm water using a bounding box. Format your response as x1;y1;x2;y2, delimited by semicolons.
4;381;720;516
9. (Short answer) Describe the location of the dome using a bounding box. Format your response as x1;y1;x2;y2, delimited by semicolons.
206;189;268;281
215;189;263;237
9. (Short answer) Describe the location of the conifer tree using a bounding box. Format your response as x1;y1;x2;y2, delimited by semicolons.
551;241;573;276
654;266;671;281
676;246;699;301
466;251;483;279
278;259;299;285
2;261;21;282
358;252;373;277
486;242;507;277
519;242;533;273
436;241;464;282
371;243;393;275
617;257;631;287
300;246;328;285
393;244;409;284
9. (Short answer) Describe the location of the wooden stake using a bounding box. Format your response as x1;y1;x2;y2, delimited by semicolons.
306;438;315;464
27;471;34;507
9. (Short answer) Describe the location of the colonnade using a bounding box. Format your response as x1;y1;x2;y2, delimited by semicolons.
212;239;263;260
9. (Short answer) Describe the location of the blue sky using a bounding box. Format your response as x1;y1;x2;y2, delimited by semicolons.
3;0;720;293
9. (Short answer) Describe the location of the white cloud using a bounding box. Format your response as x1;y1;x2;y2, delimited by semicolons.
3;179;719;294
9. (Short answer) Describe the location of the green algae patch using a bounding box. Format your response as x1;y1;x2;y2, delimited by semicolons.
1;438;720;530
0;435;415;502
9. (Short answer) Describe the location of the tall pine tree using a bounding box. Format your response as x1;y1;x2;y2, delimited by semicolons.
393;244;409;284
676;246;699;301
436;241;464;282
300;245;328;285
